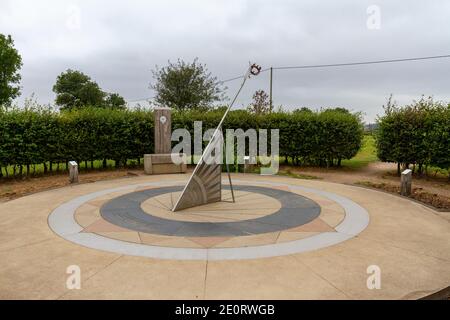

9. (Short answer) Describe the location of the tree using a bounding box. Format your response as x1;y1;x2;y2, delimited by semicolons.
151;58;225;111
104;93;126;109
0;34;23;107
322;107;351;114
293;107;313;114
53;69;105;110
376;96;449;176
247;89;272;115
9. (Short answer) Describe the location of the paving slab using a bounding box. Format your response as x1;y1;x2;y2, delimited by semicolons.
0;173;448;299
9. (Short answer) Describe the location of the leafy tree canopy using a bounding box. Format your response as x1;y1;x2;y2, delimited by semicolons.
247;89;272;115
53;69;105;110
376;95;450;175
322;107;351;114
151;58;225;111
104;93;126;110
0;34;23;107
293;107;313;114
53;69;126;110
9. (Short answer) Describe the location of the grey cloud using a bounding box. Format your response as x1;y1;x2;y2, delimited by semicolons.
1;0;449;122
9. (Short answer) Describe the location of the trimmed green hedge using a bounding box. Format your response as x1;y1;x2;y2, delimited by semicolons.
0;107;363;177
376;98;450;175
173;108;363;167
0;107;153;176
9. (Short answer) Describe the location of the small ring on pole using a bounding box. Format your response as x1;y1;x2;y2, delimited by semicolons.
250;63;262;76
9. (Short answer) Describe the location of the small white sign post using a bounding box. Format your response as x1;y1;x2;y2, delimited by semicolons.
400;169;412;196
243;155;256;173
69;161;79;183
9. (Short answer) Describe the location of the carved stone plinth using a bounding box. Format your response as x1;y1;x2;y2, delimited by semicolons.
144;107;186;175
144;154;186;175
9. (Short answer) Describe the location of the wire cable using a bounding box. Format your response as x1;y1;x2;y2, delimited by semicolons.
126;54;450;102
273;54;450;70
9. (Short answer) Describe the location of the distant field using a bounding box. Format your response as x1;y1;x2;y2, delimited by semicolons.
341;135;378;169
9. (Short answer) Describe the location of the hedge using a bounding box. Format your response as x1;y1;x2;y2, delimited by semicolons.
0;106;363;177
376;97;450;175
0;107;153;176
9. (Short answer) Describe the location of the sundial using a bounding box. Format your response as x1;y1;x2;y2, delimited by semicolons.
172;63;262;211
47;62;371;261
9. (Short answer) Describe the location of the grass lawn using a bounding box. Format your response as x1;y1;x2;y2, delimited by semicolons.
0;159;139;177
277;170;320;180
341;135;378;169
277;135;379;170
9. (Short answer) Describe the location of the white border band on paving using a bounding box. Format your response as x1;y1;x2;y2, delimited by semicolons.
48;180;370;261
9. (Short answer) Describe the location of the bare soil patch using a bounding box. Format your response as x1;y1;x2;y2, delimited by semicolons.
356;181;450;210
280;161;450;211
0;169;143;202
282;162;450;197
1;162;449;211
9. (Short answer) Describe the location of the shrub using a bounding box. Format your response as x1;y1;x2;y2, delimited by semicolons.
0;106;363;177
376;97;450;176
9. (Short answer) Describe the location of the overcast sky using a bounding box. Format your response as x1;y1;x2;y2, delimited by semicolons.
1;0;450;122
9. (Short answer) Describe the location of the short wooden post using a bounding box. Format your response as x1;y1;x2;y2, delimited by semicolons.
400;169;412;196
69;161;79;183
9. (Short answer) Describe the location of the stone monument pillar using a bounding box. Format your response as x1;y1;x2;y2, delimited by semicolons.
154;107;171;154
144;107;187;175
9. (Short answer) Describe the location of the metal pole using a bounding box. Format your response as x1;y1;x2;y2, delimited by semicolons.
222;127;235;203
269;67;273;111
225;163;235;203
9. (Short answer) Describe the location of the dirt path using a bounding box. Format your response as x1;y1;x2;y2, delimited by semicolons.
1;162;449;205
284;162;450;198
0;169;143;202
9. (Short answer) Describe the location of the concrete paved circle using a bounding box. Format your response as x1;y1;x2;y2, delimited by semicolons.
100;185;322;236
47;180;369;260
1;173;449;299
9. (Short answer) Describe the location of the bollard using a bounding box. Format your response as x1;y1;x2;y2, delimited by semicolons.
243;156;256;173
400;169;412;196
69;161;79;183
243;156;250;173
